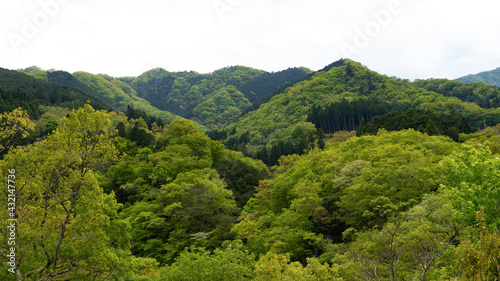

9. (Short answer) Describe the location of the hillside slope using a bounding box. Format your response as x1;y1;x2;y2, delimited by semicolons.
414;78;500;108
457;67;500;86
20;66;309;131
220;59;500;156
0;67;107;117
19;67;199;127
122;66;310;130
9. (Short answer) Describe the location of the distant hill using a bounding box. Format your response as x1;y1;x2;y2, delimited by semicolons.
413;78;500;108
457;67;500;87
119;66;311;130
19;67;196;128
215;59;500;159
0;67;108;118
237;67;313;103
20;66;310;131
15;61;500;158
47;70;101;98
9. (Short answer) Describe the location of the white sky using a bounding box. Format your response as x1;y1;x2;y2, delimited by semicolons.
1;0;499;80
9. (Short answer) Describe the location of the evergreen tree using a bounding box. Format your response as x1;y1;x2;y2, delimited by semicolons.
425;119;439;136
116;121;127;138
357;116;367;137
316;128;326;150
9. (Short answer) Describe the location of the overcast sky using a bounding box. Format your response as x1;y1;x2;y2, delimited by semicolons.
1;0;499;80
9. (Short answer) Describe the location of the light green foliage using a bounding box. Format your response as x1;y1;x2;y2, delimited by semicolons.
102;192;132;250
464;123;500;154
159;169;236;231
455;210;500;280
414;78;500;106
158;241;255;281
192;86;251;130
103;118;266;264
269;149;342;214
0;106;164;281
440;144;500;227
38;105;71;120
150;144;211;185
337;130;458;228
121;201;166;259
233;130;459;266
233;183;326;261
126;66;271;129
19;66;49;80
223;60;498;153
0;108;36;154
73;71;199;128
111;78;138;98
33;106;70;138
136;117;148;129
346;194;460;280
101;194;161;280
158;119;217;162
73;71;136;110
0;105;119;280
157;169;238;262
9;61;500;281
254;252;343;281
296;130;454;227
404;194;460;280
347;221;408;280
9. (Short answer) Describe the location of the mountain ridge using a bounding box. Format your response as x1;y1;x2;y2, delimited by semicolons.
212;59;500;161
14;61;500;143
457;67;500;87
19;65;312;131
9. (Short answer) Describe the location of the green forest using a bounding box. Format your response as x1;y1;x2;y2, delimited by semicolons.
456;67;500;87
1;59;500;280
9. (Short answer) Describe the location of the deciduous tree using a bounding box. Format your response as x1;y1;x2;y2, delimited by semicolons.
0;108;35;155
0;105;118;280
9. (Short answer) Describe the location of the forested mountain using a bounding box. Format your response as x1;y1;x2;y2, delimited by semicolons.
2;60;500;280
0;67;107;114
46;70;101;99
125;66;262;118
0;67;114;157
118;66;310;130
19;67;204;129
72;71;180;122
413;78;500;108
457;66;500;86
236;66;313;103
213;59;500;162
3;104;499;280
20;65;310;131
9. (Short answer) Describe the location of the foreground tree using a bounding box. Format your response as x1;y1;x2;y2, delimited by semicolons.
347;194;460;280
0;108;35;155
456;210;500;280
440;144;500;227
0;105;120;280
